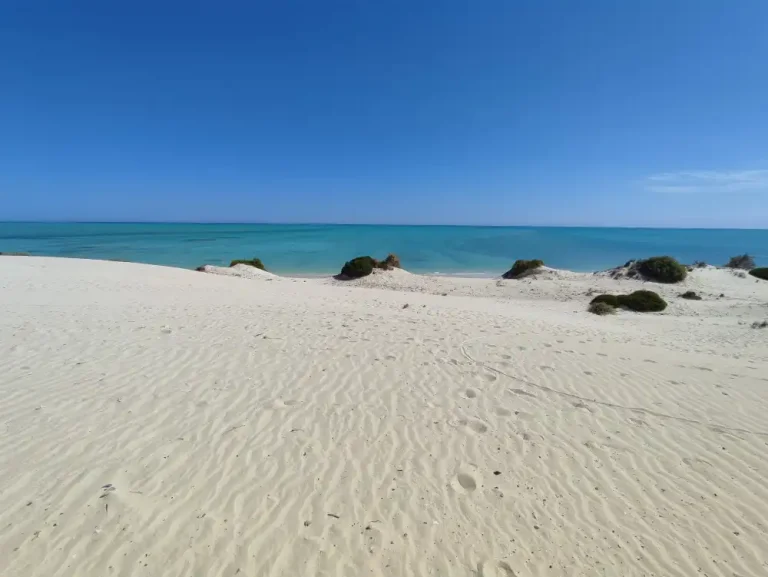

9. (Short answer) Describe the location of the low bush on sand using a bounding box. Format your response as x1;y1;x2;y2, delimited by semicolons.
338;253;402;279
725;254;755;270
590;294;620;307
590;290;667;312
230;258;266;270
588;302;616;315
680;291;702;300
502;259;544;279
749;268;768;280
340;256;377;278
380;253;401;269
636;256;687;283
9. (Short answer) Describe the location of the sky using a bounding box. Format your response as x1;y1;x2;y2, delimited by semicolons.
1;0;767;227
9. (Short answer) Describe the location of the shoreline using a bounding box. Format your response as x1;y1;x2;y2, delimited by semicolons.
4;252;761;280
3;223;767;276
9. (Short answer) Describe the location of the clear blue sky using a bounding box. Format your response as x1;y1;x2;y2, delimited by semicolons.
1;0;767;227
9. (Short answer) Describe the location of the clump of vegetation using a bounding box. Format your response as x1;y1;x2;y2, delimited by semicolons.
502;259;544;279
619;290;668;312
636;256;687;283
725;254;755;270
588;302;616;316
337;253;403;279
340;256;377;279
589;290;667;313
230;258;266;270
752;320;768;329
749;267;768;281
380;253;401;269
590;294;621;307
692;260;707;268
680;290;702;300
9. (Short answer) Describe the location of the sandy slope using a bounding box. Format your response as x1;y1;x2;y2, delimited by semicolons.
1;256;767;577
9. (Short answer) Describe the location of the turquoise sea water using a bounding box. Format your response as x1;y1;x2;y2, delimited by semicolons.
1;223;767;276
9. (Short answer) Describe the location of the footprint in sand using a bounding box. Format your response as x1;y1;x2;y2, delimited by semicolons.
483;373;497;382
495;407;512;417
457;473;477;491
465;389;478;399
459;419;489;434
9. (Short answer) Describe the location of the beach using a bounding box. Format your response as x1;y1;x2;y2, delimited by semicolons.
1;256;767;577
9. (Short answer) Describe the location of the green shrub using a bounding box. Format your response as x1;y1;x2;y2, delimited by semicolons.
340;256;376;279
588;302;616;315
502;259;544;279
590;294;621;307
230;258;266;270
636;256;687;283
725;254;755;270
680;290;702;300
749;268;768;280
591;291;666;312
617;290;667;312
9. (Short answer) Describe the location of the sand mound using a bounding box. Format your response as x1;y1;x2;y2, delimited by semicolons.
198;263;279;280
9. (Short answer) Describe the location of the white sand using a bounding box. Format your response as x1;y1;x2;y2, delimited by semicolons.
1;256;767;577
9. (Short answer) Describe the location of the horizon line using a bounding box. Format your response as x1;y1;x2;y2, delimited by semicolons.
1;220;767;231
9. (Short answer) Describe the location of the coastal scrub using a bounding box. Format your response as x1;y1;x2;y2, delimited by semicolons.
230;258;266;270
636;256;687;283
502;259;544;279
590;290;667;312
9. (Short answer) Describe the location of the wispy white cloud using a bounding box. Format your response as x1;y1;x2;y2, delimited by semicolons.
646;169;768;193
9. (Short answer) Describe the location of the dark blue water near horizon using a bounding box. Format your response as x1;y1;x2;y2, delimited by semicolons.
1;223;767;276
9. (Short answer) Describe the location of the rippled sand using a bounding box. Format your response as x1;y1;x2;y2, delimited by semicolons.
1;257;767;577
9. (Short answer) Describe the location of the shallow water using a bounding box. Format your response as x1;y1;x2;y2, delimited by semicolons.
1;222;766;275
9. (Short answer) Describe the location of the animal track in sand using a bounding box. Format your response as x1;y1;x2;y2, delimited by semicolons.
461;337;768;438
476;560;517;577
510;388;536;398
457;473;477;491
274;399;299;408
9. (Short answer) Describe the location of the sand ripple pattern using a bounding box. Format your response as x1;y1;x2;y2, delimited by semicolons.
1;258;767;577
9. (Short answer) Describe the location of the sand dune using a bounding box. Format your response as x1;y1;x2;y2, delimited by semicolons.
1;256;767;577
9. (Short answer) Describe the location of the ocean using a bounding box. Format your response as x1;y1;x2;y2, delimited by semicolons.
1;223;767;276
